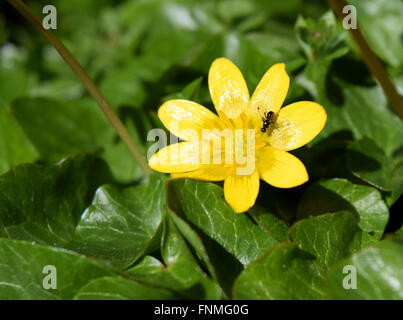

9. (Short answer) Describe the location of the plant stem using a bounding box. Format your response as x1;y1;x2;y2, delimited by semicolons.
6;0;151;175
327;0;403;121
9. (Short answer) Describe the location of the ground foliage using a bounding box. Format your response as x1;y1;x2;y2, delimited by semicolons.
0;0;402;300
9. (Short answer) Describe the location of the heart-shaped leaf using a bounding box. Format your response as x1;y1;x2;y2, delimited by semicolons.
70;174;166;269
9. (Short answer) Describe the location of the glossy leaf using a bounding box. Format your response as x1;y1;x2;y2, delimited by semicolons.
74;276;176;300
168;208;217;281
234;212;365;300
297;179;389;241
312;82;403;158
1;0;403;301
327;239;403;299
248;204;289;241
0;154;112;245
167;179;277;266
288;212;364;267
233;243;324;300
347;138;395;191
71;174;166;269
128;218;222;299
0;239;112;299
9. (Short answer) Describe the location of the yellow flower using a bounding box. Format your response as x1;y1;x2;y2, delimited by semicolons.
149;58;327;213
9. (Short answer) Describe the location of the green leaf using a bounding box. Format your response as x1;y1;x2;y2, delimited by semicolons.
3;0;402;301
99;64;146;108
0;105;37;175
103;107;160;183
0;154;112;245
248;204;289;241
128;256;180;288
395;224;403;237
327;239;403;299
128;218;222;299
187;32;278;91
11;97;143;182
28;78;83;101
74;276;176;300
215;0;257;22
233;243;323;300
319;85;403;157
11;97;115;163
302;55;403;157
288;212;364;267
117;0;222;84
297;179;389;242
167;179;277;266
390;160;403;205
101;138;143;183
163;77;203;101
0;62;33;105
167;178;279;297
349;0;403;69
295;11;348;62
168;208;217;281
347;138;395;192
0;239;112;299
234;212;365;300
296;59;327;99
70;174;166;269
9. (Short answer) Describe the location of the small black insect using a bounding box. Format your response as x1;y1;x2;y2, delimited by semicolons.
260;111;274;133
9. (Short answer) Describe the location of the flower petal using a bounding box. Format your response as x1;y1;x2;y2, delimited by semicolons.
158;99;224;141
224;170;259;213
270;101;327;151
148;142;201;173
171;165;232;181
258;146;308;188
248;63;289;123
208;58;249;119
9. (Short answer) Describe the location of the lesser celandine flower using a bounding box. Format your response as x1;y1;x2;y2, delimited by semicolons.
149;58;327;213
